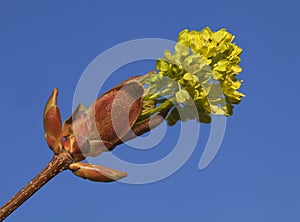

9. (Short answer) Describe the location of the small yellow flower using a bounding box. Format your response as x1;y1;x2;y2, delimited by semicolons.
176;89;190;103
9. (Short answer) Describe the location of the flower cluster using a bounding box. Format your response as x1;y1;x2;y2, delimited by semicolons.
142;27;244;125
178;28;244;103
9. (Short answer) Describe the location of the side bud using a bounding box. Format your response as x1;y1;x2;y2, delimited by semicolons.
69;162;128;182
43;88;63;154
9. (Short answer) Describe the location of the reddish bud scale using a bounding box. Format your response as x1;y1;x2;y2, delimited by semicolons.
63;136;113;162
62;79;145;160
87;80;144;144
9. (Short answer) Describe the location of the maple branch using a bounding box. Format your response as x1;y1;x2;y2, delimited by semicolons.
0;151;73;221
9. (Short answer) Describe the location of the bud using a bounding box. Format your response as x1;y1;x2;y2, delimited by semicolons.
69;162;128;182
62;77;145;161
43;88;63;154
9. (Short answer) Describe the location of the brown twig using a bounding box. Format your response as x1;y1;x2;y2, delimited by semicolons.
0;151;73;221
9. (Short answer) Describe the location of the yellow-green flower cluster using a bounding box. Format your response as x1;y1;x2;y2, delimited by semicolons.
142;27;244;125
178;27;244;104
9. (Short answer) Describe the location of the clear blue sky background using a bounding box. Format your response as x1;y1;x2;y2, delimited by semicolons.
0;1;299;221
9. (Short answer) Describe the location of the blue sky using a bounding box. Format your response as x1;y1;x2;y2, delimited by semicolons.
0;0;299;221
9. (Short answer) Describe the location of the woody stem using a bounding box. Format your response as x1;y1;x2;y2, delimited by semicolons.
0;151;73;221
